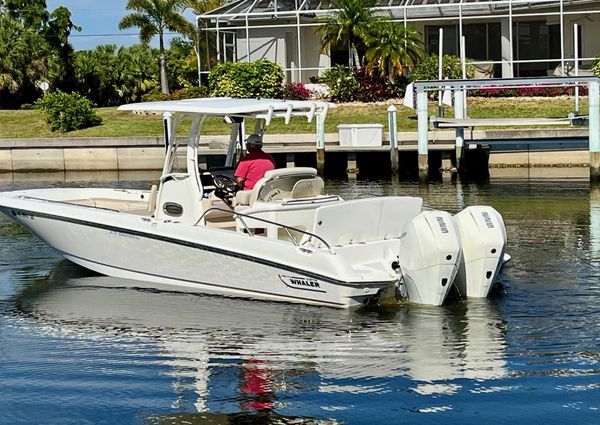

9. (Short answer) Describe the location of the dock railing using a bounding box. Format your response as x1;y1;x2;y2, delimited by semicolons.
413;76;600;182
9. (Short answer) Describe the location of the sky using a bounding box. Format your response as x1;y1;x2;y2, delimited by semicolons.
46;0;194;51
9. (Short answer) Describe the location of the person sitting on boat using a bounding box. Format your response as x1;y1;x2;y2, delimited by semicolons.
234;134;276;190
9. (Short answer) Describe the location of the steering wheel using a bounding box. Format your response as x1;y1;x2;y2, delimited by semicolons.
213;175;238;197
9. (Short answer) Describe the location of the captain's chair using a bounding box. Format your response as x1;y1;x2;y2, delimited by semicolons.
235;167;322;208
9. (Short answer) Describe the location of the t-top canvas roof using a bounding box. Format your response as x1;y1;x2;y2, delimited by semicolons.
118;97;335;120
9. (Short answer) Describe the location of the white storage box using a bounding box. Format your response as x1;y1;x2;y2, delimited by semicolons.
338;124;384;147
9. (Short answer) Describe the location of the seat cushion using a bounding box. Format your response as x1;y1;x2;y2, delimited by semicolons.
235;190;252;206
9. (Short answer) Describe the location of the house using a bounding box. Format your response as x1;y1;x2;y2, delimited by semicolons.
199;0;600;82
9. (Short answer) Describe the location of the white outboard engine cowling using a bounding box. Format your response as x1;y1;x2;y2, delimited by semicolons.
453;206;507;298
398;210;461;306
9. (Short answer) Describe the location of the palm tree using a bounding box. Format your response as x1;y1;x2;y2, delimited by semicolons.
315;0;379;69
365;22;424;82
119;0;189;94
0;14;47;94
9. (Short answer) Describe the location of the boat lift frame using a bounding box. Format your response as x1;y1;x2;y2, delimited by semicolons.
413;76;600;181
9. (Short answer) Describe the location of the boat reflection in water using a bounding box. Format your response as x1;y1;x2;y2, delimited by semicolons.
13;261;508;421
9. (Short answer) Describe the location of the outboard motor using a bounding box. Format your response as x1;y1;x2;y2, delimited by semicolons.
398;210;461;306
453;206;507;298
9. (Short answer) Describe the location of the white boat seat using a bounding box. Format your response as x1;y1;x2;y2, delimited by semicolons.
201;196;235;226
290;178;324;199
235;167;320;208
306;197;422;247
235;189;252;206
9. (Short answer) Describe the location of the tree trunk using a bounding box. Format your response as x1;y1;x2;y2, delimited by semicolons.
159;34;169;94
351;43;360;69
348;37;353;68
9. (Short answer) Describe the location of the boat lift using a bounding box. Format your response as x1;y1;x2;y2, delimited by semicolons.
412;76;600;181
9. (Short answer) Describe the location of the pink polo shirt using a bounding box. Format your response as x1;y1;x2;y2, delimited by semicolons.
234;150;276;190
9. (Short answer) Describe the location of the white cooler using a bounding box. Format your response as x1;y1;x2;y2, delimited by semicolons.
338;124;384;147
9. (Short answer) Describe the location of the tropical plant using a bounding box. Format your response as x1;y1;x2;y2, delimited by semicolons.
364;23;424;83
74;44;160;106
592;55;600;77
315;0;379;68
0;14;49;107
36;90;102;132
320;65;359;102
42;6;80;91
208;60;284;98
411;54;475;81
352;67;388;102
282;82;314;100
166;37;198;88
1;0;50;31
0;1;83;106
119;0;190;94
118;44;160;101
73;45;122;105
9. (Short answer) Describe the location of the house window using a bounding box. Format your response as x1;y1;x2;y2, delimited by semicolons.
426;25;458;56
220;32;237;62
464;23;501;77
426;23;501;77
514;21;560;77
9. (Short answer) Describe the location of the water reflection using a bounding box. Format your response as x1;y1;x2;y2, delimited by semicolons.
11;261;508;417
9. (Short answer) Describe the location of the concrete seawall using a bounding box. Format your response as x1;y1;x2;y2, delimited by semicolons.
0;128;591;173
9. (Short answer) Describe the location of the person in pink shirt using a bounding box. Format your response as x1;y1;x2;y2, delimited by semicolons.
234;134;276;190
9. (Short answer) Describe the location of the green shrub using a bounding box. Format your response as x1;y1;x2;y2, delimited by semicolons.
36;91;102;132
141;86;209;102
592;56;600;77
141;91;171;102
208;60;284;98
170;86;209;100
320;65;359;102
411;54;474;81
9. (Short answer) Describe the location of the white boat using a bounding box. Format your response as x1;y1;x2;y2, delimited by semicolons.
0;98;508;308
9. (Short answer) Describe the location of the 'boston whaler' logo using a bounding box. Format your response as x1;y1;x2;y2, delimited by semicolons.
279;274;326;293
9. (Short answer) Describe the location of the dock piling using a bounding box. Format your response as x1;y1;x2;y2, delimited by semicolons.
347;152;358;180
417;88;429;181
286;153;295;168
388;105;399;176
454;90;465;172
590;80;600;183
316;114;325;176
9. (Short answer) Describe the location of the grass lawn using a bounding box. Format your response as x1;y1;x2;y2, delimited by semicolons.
0;97;588;139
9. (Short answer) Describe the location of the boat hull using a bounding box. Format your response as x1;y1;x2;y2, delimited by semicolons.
0;194;394;308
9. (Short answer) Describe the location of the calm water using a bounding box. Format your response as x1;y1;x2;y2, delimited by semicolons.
1;174;600;424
